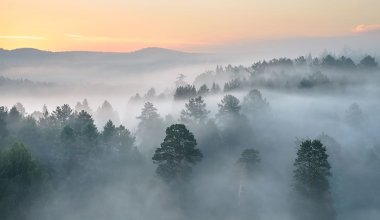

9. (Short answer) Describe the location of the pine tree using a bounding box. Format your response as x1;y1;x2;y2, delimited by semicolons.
293;139;335;220
180;96;210;124
152;124;202;183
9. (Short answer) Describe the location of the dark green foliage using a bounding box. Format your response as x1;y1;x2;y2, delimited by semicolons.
0;102;144;219
74;110;99;140
174;85;197;100
152;124;202;182
293;139;335;220
180;96;210;124
294;140;331;195
102;120;116;143
52;104;73;125
101;120;135;156
0;142;46;220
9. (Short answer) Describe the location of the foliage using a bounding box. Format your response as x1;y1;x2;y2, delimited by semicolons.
293;139;334;220
152;124;202;182
217;95;241;118
180;96;210;124
174;85;197;100
359;55;378;69
211;82;221;94
0;142;46;220
197;84;210;96
223;78;244;92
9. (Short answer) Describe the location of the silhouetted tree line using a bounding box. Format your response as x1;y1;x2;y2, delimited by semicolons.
191;54;378;94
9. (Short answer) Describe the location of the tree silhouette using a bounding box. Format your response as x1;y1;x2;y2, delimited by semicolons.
52;104;73;125
0;142;44;220
359;55;378;69
174;85;197;100
136;102;165;153
197;84;210;96
293;139;335;220
152;124;202;183
211;82;221;94
180;96;210;124
217;95;241;118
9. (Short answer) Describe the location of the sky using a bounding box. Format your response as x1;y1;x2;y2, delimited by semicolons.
1;0;380;52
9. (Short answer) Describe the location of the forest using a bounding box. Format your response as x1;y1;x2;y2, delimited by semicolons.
1;53;379;220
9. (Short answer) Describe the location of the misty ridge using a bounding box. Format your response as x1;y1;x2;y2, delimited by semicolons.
0;50;380;220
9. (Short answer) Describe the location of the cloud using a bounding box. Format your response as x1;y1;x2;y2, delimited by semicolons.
0;35;46;40
66;34;84;38
353;24;380;33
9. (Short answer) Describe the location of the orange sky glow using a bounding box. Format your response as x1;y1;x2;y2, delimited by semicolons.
1;0;380;52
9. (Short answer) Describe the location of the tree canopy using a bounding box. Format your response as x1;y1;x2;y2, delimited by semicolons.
152;124;202;182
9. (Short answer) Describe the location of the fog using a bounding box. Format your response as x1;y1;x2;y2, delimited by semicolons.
0;48;379;220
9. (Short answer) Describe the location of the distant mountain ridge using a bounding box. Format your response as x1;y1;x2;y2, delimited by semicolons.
0;46;222;83
0;47;197;56
0;47;214;64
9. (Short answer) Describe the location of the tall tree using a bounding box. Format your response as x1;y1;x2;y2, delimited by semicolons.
0;142;45;220
52;104;73;125
101;120;135;157
217;95;241;118
180;96;210;124
137;102;160;122
136;102;165;153
152;124;202;183
293;139;335;220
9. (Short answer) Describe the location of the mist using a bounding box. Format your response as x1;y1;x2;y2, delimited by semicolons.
0;48;380;220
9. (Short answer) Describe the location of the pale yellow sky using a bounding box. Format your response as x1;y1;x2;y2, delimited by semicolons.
1;0;379;52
